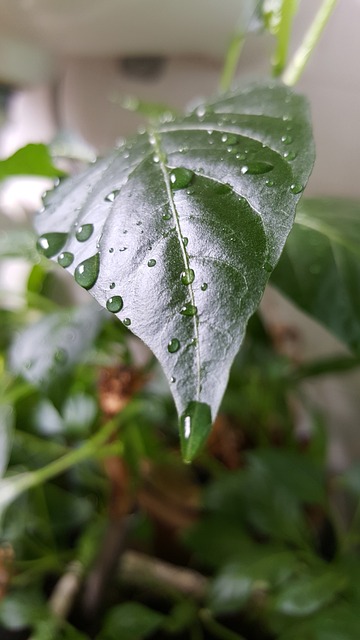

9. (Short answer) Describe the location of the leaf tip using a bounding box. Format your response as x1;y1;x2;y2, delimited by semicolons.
180;401;212;463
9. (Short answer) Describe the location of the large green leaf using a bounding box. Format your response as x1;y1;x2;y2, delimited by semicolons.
34;82;314;460
272;198;360;355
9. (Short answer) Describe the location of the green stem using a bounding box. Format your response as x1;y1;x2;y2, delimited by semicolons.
272;0;298;77
0;419;121;511
282;0;338;86
219;31;245;93
200;610;247;640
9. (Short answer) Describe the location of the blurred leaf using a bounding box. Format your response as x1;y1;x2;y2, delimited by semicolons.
209;551;298;614
0;406;13;478
9;304;104;388
272;198;360;355
339;463;360;496
43;484;93;536
0;144;65;181
273;570;347;617
164;600;198;634
0;588;46;630
99;602;165;640
33;399;63;437
0;228;39;261
62;393;97;438
118;94;178;119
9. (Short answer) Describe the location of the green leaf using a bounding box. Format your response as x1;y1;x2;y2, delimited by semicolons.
273;570;347;617
272;198;360;355
0;228;39;261
99;602;165;640
8;304;104;388
0;406;13;478
34;82;314;459
0;588;46;630
0;143;65;181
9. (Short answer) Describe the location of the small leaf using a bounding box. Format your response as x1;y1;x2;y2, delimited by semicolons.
0;143;65;181
272;198;360;355
9;304;104;388
35;82;314;458
99;602;165;640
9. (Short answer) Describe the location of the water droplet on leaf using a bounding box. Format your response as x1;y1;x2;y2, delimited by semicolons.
281;135;293;145
241;162;274;175
76;224;94;242
109;282;115;289
123;318;131;326
58;251;74;267
37;232;67;258
74;253;100;290
283;151;297;161
168;338;180;353
290;183;304;194
180;302;197;317
181;269;195;285
170;168;194;190
201;283;208;291
180;401;212;462
105;189;120;202
106;296;123;313
148;258;156;267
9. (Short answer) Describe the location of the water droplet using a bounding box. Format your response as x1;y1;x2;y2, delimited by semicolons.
136;221;142;226
37;232;67;258
58;251;74;267
225;133;238;145
168;338;180;353
201;283;208;291
148;258;156;267
106;296;123;313
241;162;274;175
109;248;114;253
105;189;120;202
119;247;127;252
76;223;94;242
265;179;274;187
180;302;197;317
170;376;176;383
109;282;115;289
74;253;100;290
153;155;160;163
183;237;189;247
123;318;131;326
163;212;171;221
264;261;273;272
221;134;228;143
290;183;304;194
281;135;293;145
170;168;194;190
235;152;246;161
54;348;67;364
283;151;297;161
180;401;212;462
196;105;206;117
181;268;195;285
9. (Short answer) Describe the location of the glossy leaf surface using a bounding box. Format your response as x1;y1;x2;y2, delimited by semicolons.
35;82;314;459
272;198;360;355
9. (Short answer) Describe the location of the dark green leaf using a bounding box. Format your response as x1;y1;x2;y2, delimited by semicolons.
0;144;65;181
99;602;165;640
0;406;13;478
272;198;360;355
9;304;104;388
278;604;360;640
35;82;314;458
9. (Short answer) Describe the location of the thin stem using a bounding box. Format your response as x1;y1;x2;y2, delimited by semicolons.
283;0;338;86
272;0;298;77
219;31;245;93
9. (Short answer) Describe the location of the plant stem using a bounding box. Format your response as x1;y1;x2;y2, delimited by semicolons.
219;31;245;93
272;0;298;77
200;610;247;640
282;0;338;86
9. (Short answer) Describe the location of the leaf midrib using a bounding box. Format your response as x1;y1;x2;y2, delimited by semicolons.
150;130;202;401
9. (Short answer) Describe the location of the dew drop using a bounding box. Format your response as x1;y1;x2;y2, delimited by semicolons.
109;248;114;253
105;189;120;202
265;179;274;187
76;224;94;242
264;261;273;273
225;133;239;145
153;155;160;163
183;237;189;247
170;168;194;190
201;282;208;291
168;338;180;353
180;302;197;317
123;318;131;326
58;251;74;268
37;232;68;258
180;401;212;462
119;247;127;252
109;282;115;289
196;105;206;117
163;212;171;221
170;376;176;383
148;258;156;267
283;151;297;161
241;162;274;175
74;253;100;290
281;135;293;145
106;296;123;313
181;268;195;285
290;183;304;194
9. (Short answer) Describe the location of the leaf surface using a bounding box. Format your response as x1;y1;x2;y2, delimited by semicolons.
272;198;360;355
0;144;65;181
34;82;314;459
